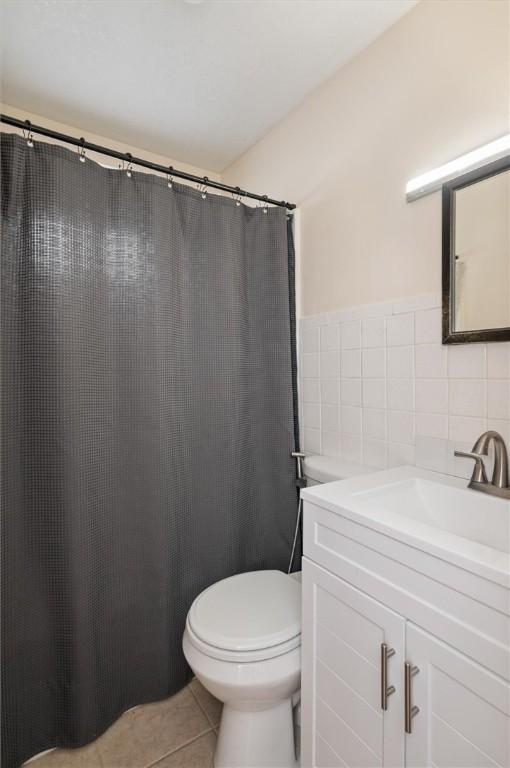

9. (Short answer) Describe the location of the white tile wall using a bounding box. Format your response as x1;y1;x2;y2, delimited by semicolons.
387;313;414;347
299;293;510;480
341;321;361;349
362;317;386;348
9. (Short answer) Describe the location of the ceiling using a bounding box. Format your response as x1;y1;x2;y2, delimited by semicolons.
1;0;417;172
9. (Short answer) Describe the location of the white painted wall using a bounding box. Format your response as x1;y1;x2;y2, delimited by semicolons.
223;0;510;318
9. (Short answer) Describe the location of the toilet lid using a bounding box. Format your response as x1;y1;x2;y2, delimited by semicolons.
188;570;301;652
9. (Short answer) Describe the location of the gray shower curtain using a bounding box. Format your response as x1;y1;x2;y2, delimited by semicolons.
1;133;299;768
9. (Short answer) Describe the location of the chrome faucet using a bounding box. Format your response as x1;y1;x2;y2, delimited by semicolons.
455;431;510;499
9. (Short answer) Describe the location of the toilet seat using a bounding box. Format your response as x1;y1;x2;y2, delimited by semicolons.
187;570;301;663
185;618;301;663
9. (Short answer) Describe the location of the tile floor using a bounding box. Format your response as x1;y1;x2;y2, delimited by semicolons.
25;681;222;768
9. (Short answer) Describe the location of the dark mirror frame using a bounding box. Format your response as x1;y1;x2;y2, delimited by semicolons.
442;154;510;344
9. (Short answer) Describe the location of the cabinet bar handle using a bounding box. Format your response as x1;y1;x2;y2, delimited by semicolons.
380;643;396;711
404;662;420;733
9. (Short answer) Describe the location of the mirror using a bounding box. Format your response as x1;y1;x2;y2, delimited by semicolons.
442;155;510;343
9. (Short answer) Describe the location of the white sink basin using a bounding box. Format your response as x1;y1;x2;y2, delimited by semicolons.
301;466;510;584
352;476;509;554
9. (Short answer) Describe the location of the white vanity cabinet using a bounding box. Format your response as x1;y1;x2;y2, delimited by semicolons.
301;559;405;767
405;623;509;768
300;472;510;768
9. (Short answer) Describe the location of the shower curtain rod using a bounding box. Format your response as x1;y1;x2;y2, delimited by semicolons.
0;114;296;210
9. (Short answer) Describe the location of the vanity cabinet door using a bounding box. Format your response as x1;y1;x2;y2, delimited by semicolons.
301;557;405;768
405;623;510;768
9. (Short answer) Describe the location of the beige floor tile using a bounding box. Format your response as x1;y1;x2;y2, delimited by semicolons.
24;743;102;768
152;732;216;768
95;687;210;768
189;681;222;728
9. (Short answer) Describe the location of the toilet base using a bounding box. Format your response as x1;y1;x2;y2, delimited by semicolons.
214;697;298;768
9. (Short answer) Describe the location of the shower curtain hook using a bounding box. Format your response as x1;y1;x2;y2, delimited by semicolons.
23;120;34;148
167;166;174;189
232;186;242;207
78;137;86;163
196;177;208;200
125;152;133;178
258;195;269;214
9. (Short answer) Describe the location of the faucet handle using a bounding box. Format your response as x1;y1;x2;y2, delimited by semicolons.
454;450;488;484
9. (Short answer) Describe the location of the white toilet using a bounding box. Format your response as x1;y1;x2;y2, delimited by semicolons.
183;569;301;768
183;456;369;768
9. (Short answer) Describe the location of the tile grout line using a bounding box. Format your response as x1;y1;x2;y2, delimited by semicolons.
188;682;218;731
143;683;216;768
145;726;215;768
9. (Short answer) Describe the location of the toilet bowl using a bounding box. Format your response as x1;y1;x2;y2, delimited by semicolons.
182;570;301;768
182;457;370;766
